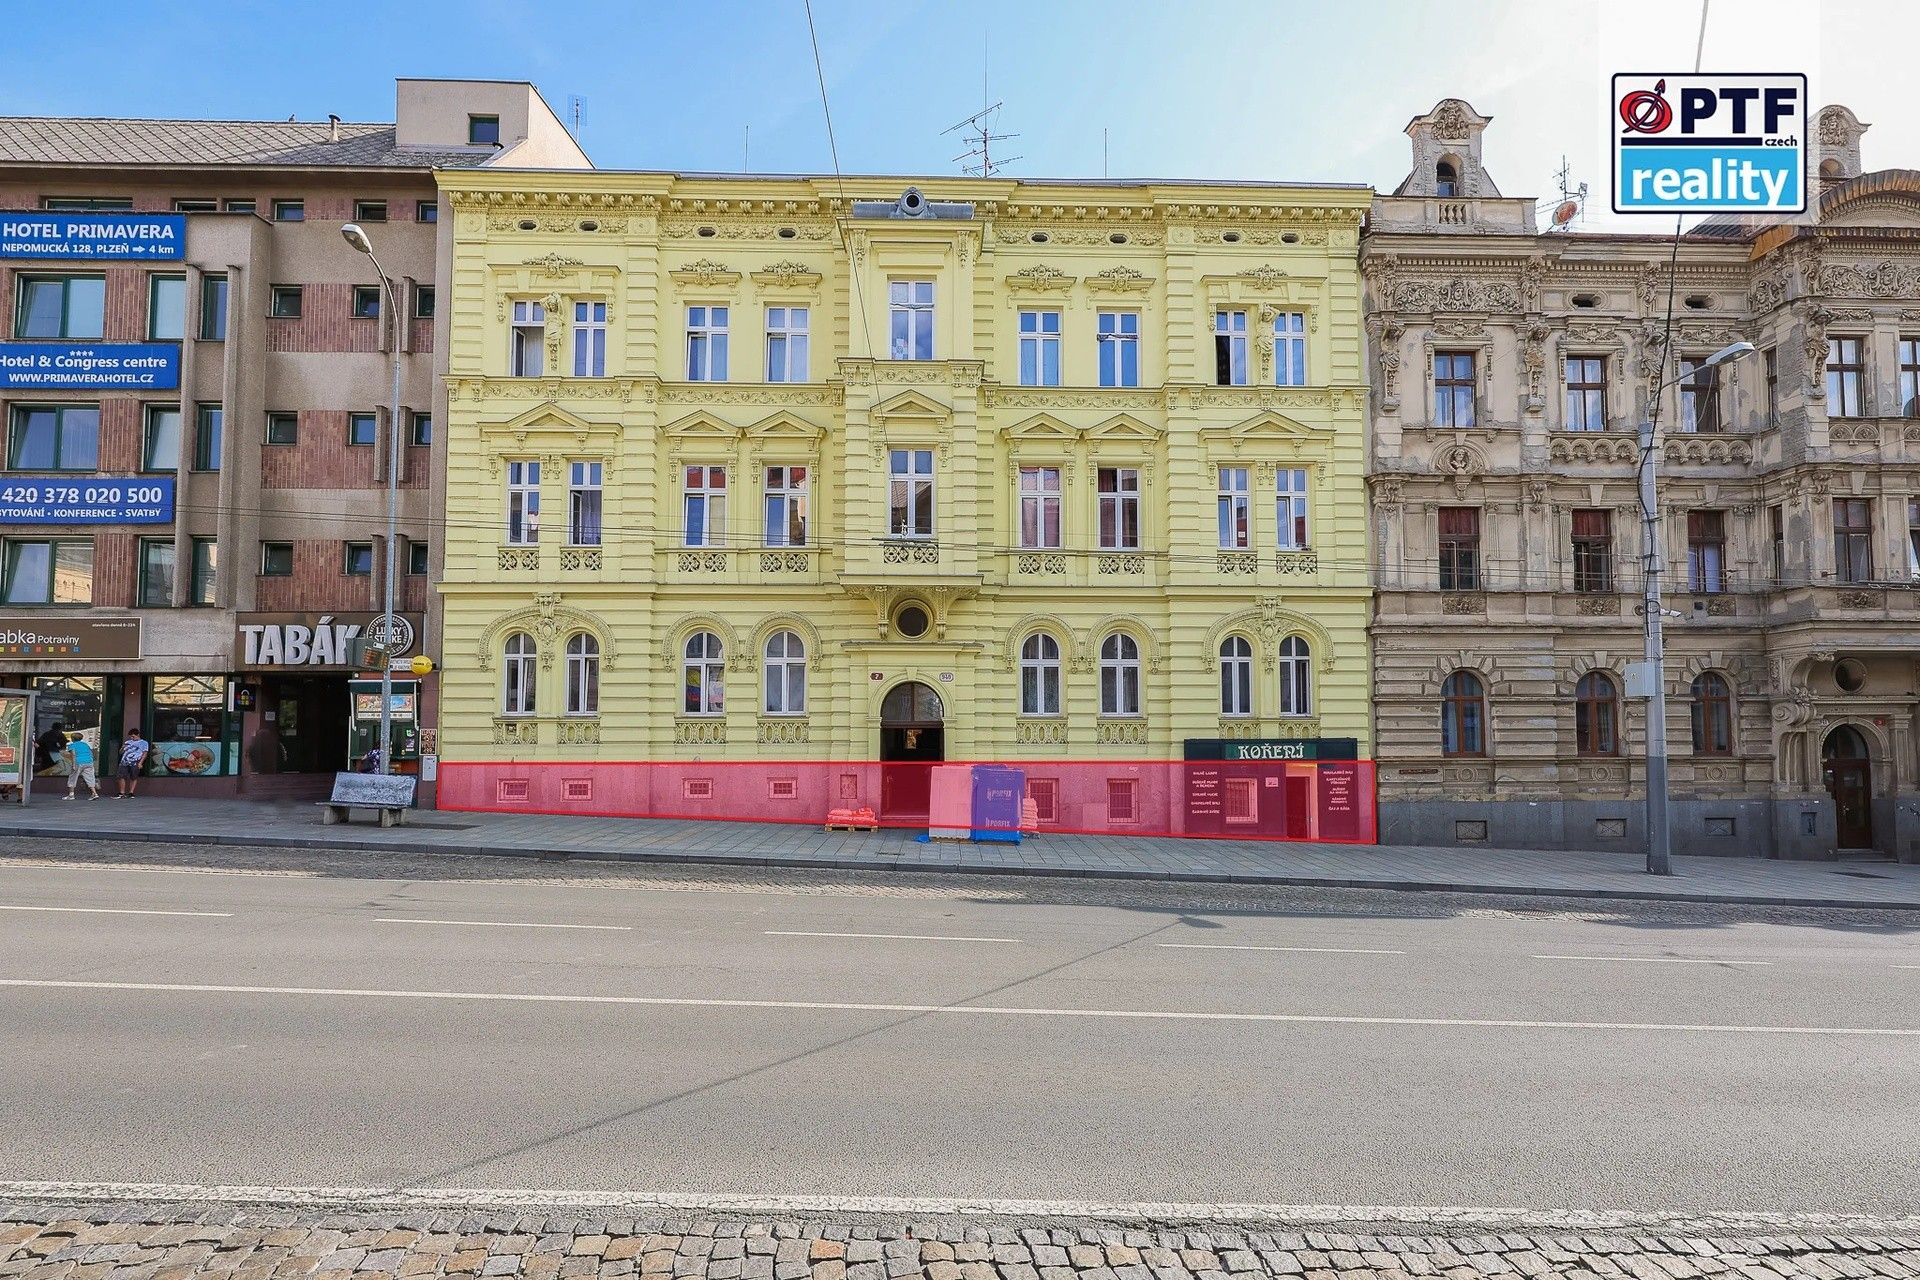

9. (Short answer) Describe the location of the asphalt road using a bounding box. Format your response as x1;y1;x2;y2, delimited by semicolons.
2;836;1918;1218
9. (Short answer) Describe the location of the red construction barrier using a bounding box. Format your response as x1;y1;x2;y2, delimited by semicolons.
437;758;1378;844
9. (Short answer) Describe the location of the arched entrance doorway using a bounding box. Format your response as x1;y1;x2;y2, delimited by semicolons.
880;681;944;820
1822;725;1874;849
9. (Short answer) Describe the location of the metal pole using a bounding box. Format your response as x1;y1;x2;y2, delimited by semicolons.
1638;413;1672;876
367;252;400;779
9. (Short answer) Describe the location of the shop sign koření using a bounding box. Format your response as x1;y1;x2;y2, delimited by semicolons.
236;612;421;671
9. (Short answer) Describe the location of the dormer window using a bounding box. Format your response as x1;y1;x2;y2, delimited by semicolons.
1436;160;1459;198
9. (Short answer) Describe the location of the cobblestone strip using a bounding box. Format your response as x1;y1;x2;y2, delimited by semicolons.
3;1201;1918;1280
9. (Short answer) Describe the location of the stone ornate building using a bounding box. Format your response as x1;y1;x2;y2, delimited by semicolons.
1366;98;1920;860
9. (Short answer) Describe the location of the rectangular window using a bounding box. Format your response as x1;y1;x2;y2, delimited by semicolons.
199;274;228;340
173;198;217;213
1106;778;1138;823
42;197;133;211
1833;498;1873;584
416;200;439;224
260;542;293;576
1571;508;1613;593
144;406;180;470
683;464;728;547
1435;350;1476;427
1679;357;1722;433
1216;466;1250;549
1098;310;1139;388
223;198;256;214
138;539;174;607
468;114;501;145
766;306;809;382
1097;467;1141;550
1564;355;1607;431
1274;311;1307;387
1899;337;1920;418
572;301;606;376
413;284;435;319
1826;337;1866;417
1764;346;1779;420
1018;309;1062;387
1909;501;1920;581
407;540;429;576
268;285;303;318
1771;504;1786;584
1028;778;1058;824
264;411;298;445
509;300;544;376
764;465;809;547
1224;777;1258;825
889;280;934;360
687;304;729;381
347;412;377;447
505;460;540;544
1017;466;1062;549
189;537;216;606
1275;468;1310;550
2;539;92;605
16;275;104;338
1687;510;1727;593
568;461;603;546
343;542;374;576
889;449;935;539
271;199;304;222
409;412;431;446
353;200;387;223
350;285;381;319
147;275;186;340
1438;506;1481;590
8;405;99;471
1214;309;1248;385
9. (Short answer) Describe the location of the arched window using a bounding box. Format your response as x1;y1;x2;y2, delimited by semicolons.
1099;633;1141;717
683;631;725;716
1219;636;1253;717
763;630;806;715
1020;633;1062;716
1690;672;1733;756
1441;670;1485;756
1575;671;1618;756
1436;158;1459;198
502;631;536;716
565;632;599;716
1279;636;1312;717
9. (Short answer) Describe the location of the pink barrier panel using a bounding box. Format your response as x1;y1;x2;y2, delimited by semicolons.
437;758;1378;844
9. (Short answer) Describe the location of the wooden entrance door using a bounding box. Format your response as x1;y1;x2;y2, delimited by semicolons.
1823;726;1874;850
880;682;945;820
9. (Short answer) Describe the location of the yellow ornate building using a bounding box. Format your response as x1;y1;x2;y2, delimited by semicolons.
434;169;1373;828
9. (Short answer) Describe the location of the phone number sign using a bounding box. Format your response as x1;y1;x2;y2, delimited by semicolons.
0;476;174;523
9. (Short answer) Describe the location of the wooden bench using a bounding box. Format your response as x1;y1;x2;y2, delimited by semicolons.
318;771;416;827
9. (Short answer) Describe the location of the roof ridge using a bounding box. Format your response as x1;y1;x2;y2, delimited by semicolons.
0;116;394;128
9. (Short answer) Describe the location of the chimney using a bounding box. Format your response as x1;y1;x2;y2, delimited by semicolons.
328;114;341;143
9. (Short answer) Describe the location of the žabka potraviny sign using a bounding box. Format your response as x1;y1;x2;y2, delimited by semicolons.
0;212;185;260
0;343;180;390
0;476;173;524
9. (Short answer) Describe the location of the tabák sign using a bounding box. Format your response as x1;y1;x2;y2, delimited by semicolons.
236;612;421;671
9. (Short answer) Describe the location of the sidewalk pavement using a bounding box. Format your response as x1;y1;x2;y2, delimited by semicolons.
6;795;1920;909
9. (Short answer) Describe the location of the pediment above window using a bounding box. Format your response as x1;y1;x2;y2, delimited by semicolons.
1001;412;1082;442
662;409;746;441
870;389;952;424
479;401;623;452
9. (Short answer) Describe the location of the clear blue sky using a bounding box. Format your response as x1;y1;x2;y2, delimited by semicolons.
5;1;1913;228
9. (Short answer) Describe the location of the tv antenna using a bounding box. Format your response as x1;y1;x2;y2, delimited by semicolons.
567;94;586;140
944;101;1019;177
1537;154;1588;231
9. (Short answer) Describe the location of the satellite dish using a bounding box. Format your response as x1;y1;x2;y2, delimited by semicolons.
1552;199;1581;227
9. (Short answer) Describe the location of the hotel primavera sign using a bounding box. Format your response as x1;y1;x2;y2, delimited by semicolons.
0;212;185;260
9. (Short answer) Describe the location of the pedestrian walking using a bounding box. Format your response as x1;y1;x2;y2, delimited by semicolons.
63;735;101;800
117;727;150;798
36;721;68;775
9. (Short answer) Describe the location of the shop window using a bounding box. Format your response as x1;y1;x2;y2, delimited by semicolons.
30;675;104;778
146;675;233;777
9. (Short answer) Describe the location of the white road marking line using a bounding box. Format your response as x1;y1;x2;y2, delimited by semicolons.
1532;954;1771;966
0;904;231;918
0;977;1909;1038
1159;942;1405;956
1893;964;1920;970
2;1180;1918;1236
764;930;1019;944
374;917;631;932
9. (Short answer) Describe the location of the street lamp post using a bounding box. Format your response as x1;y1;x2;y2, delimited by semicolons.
341;222;402;777
1639;338;1755;875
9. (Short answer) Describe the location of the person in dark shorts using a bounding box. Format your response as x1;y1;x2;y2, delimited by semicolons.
117;727;150;797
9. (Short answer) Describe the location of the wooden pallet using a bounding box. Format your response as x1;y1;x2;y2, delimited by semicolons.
823;820;878;833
